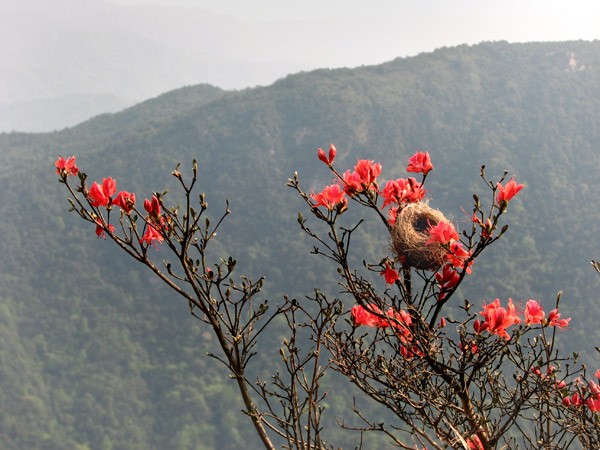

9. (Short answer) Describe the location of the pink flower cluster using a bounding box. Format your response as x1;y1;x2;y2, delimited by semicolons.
54;156;164;247
351;304;421;357
55;155;79;177
312;147;432;221
562;371;600;413
474;298;570;340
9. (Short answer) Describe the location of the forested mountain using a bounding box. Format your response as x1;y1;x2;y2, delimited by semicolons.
1;41;599;449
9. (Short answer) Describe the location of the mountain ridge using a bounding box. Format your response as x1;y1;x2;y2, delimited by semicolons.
1;40;599;449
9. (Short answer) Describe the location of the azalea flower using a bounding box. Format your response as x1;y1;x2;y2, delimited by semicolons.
144;195;162;219
467;434;484;450
406;151;433;175
95;219;115;239
445;241;473;273
351;304;386;327
563;392;583;407
311;184;347;211
472;214;494;238
496;179;524;206
55;155;79;177
435;264;461;300
88;177;117;207
387;206;399;226
426;221;459;246
380;178;425;207
524;299;545;325
317;144;336;166
479;298;521;340
548;308;571;329
586;396;600;412
139;224;164;247
343;159;382;194
380;262;400;284
113;191;136;214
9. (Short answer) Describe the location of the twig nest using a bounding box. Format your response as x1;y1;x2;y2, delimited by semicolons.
391;202;449;271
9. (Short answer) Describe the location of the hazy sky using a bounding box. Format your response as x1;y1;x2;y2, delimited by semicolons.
3;0;599;131
107;0;600;66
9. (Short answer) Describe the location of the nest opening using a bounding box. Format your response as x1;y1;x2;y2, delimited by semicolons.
391;202;450;271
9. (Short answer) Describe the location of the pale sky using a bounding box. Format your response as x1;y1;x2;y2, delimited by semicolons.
3;0;599;131
107;0;600;66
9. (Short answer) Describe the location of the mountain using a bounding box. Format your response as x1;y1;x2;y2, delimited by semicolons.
1;40;600;449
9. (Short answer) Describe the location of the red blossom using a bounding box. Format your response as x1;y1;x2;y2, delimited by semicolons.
88;177;117;207
311;184;347;211
95;219;115;239
548;308;571;329
351;304;386;328
563;392;583;407
435;264;461;300
343;159;382;194
139;224;164;247
317;144;336;166
380;262;400;284
524;299;545;325
586;396;600;412
595;369;600;380
113;191;136;214
459;341;479;355
426;221;459;246
445;241;473;273
380;178;425;207
496;179;524;206
479;298;521;340
144;195;161;218
387;206;399;225
406;151;433;175
472;214;494;238
55;155;79;177
467;435;484;450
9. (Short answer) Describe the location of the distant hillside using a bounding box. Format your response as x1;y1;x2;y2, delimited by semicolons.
1;41;599;449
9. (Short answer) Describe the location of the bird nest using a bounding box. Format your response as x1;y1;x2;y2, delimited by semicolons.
391;202;450;271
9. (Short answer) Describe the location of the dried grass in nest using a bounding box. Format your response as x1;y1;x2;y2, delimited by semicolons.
391;202;450;271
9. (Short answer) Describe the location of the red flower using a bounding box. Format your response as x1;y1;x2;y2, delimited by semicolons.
380;262;400;284
426;221;459;246
317;144;336;166
467;434;484;450
479;298;521;340
139;224;164;247
563;392;583;407
472;214;494;238
351;304;386;328
445;241;473;273
387;206;399;226
524;299;545;325
311;184;347;211
355;159;382;186
595;369;600;380
144;195;161;219
380;178;425;207
55;155;79;177
88;177;117;207
343;159;382;194
406;151;433;175
113;191;136;214
435;264;461;300
548;308;570;329
586;396;600;412
496;179;524;206
95;219;115;239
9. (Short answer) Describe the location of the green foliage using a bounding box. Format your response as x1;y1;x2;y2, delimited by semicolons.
1;41;599;448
